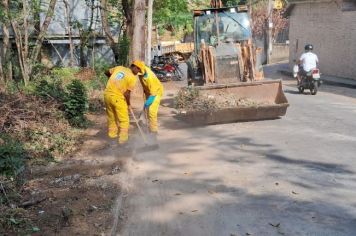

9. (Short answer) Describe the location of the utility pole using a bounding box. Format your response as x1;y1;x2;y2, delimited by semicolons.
267;0;273;64
146;0;153;66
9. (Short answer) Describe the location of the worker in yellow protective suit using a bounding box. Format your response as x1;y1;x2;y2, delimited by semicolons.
104;61;145;144
139;66;164;134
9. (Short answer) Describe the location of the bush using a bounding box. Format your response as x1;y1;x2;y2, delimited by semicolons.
64;79;88;127
0;135;26;177
34;79;66;102
51;67;79;82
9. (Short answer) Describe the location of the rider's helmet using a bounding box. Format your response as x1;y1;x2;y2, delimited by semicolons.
305;44;313;51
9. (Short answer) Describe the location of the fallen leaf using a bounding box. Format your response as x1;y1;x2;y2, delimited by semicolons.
269;223;280;228
208;190;216;194
10;218;19;225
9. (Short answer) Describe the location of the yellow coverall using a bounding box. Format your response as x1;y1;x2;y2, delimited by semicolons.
104;66;137;143
140;66;164;133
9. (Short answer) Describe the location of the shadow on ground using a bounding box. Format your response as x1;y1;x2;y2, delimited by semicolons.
119;122;356;236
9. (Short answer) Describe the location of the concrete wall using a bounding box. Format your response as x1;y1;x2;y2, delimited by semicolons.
289;2;356;80
271;44;290;64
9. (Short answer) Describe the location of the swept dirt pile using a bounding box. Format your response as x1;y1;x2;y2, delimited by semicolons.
174;87;274;112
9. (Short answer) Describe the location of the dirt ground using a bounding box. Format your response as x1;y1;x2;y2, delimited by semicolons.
14;69;356;236
18;112;130;236
17;80;182;236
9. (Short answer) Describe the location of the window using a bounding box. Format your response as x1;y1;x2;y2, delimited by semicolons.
342;0;356;11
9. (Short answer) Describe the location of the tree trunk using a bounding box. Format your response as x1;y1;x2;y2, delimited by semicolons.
122;0;133;35
23;0;29;59
30;0;57;62
63;0;75;66
100;0;120;63
1;0;12;82
0;51;4;83
131;0;146;61
80;44;87;67
11;21;30;85
146;0;153;66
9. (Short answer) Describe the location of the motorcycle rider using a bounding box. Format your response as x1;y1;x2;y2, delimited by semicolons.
297;44;319;85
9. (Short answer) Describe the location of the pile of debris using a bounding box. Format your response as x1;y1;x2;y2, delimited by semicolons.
174;87;218;112
0;92;80;160
174;87;274;112
209;91;273;108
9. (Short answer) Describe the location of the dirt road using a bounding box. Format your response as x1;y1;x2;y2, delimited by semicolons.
114;72;356;236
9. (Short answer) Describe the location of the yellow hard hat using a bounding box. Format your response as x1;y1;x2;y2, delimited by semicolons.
131;60;146;74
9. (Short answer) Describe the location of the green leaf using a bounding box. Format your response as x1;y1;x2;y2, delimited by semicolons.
10;217;19;225
32;227;40;232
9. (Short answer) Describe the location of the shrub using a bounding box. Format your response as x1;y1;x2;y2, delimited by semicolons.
0;135;26;177
34;79;66;102
64;79;88;127
51;67;79;82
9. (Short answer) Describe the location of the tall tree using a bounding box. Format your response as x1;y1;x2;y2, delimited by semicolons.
63;0;75;66
6;0;57;85
74;0;97;67
146;0;154;65
30;0;57;62
131;0;146;61
100;0;120;62
1;0;12;82
122;0;133;36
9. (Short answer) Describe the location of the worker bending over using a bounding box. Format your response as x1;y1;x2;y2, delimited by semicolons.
139;65;164;134
104;61;145;144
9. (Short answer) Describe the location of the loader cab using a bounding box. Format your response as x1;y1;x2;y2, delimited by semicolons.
187;6;253;85
193;6;252;54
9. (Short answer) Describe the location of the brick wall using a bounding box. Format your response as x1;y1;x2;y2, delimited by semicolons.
289;2;356;80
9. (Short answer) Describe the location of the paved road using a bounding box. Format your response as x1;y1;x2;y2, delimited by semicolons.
117;68;356;236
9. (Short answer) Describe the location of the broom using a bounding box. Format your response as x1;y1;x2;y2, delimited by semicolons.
129;107;159;152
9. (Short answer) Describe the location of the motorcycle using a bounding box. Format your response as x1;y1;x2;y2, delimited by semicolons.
151;56;183;81
151;65;173;82
294;65;321;95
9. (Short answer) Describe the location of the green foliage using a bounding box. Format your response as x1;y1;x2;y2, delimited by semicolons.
153;0;192;34
118;35;130;66
0;135;26;177
34;79;66;102
0;208;37;235
51;67;79;82
222;0;243;6
24;128;79;163
64;80;88;127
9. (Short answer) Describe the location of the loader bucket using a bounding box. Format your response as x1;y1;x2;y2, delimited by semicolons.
177;80;289;125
